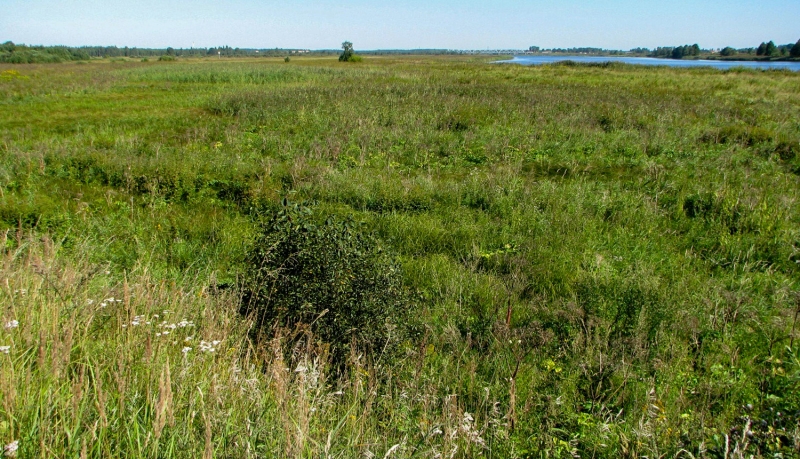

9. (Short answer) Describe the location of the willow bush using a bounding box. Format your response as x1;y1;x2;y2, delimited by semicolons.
241;200;414;365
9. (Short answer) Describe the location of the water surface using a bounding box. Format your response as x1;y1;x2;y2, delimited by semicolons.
499;55;800;71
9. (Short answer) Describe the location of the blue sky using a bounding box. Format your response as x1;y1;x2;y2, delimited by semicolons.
2;0;798;50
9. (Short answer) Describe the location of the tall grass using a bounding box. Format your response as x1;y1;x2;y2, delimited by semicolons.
1;56;799;457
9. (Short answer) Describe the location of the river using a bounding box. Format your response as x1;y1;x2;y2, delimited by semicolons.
498;55;800;71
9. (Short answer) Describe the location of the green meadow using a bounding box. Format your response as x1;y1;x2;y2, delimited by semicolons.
1;56;799;458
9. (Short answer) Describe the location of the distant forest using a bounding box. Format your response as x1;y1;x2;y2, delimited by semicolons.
2;38;799;64
530;39;800;59
0;42;326;63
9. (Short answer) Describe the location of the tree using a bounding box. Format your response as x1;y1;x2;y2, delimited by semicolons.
339;41;354;62
792;39;800;58
765;41;777;56
668;44;701;59
720;47;736;57
757;42;767;56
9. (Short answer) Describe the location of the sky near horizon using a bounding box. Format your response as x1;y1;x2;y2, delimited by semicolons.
2;0;799;51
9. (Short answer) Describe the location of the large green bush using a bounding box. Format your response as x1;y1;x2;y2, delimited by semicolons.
0;42;90;63
241;200;413;364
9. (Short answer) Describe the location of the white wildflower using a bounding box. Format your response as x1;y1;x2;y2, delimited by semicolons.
4;440;19;457
0;345;10;354
383;444;402;458
4;320;19;330
87;299;94;305
182;347;192;354
460;412;486;447
185;336;194;342
199;340;217;353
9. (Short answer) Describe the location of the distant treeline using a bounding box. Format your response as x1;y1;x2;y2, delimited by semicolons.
360;49;461;55
752;40;800;57
4;39;799;64
647;40;800;59
650;44;701;59
0;41;325;63
527;46;626;55
528;39;800;59
0;42;91;63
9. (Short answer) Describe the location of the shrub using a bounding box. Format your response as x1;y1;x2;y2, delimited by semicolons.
241;200;414;365
774;140;798;161
158;55;177;62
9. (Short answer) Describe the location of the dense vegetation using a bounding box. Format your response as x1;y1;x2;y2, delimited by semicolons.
0;41;90;63
1;56;800;457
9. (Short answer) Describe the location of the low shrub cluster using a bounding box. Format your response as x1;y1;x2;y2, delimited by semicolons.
241;200;414;366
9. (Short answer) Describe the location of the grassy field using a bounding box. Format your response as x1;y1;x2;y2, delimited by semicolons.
1;56;800;458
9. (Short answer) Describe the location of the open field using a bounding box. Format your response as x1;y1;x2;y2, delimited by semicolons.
1;56;800;458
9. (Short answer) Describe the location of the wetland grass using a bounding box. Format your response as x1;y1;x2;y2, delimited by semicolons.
1;56;799;457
